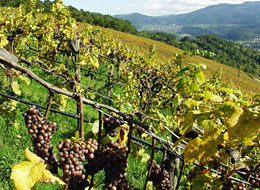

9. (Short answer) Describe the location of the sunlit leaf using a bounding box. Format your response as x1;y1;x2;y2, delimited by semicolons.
24;148;44;164
40;170;65;185
184;98;203;109
92;120;100;134
193;69;205;84
10;149;65;190
11;81;21;96
228;110;260;140
225;107;243;128
184;137;202;163
11;161;43;190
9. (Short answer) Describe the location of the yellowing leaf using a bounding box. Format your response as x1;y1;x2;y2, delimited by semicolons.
184;98;203;109
184;137;202;163
0;34;8;47
11;81;21;96
11;149;65;190
10;161;44;190
198;128;223;163
24;148;44;164
92;120;100;134
118;124;129;148
203;91;223;103
225;107;243;128
40;170;65;185
228;110;260;141
181;111;200;135
90;55;99;69
137;149;150;163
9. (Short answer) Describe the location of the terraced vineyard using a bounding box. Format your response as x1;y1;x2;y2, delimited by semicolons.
100;27;260;95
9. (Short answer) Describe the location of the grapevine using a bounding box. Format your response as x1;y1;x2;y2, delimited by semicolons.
0;0;259;189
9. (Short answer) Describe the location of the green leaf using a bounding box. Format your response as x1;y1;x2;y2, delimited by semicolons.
218;102;235;113
175;67;190;78
108;127;120;142
193;69;205;84
177;76;190;91
19;74;31;85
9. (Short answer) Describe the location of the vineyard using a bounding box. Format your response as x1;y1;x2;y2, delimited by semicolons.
0;1;260;190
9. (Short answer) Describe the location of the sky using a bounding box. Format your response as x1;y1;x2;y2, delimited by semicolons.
62;0;260;16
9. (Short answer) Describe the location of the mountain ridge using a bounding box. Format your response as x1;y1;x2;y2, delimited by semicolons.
114;1;260;40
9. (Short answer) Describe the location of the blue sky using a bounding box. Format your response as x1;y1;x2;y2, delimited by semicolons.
62;0;259;16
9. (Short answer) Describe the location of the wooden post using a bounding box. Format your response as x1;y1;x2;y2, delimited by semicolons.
167;147;180;190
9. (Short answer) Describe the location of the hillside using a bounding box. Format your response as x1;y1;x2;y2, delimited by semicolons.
99;26;260;95
115;1;260;41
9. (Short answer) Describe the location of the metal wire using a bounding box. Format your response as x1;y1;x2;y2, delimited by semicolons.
0;91;89;123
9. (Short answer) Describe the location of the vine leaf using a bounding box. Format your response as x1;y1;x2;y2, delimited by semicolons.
19;74;31;85
225;107;243;128
193;69;205;84
24;148;44;164
11;81;21;96
91;120;99;134
10;149;65;190
180;110;200;135
228;110;260;141
184;137;202;163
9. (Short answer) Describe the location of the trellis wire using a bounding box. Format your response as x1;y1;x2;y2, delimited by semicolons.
0;91;90;123
1;53;259;188
0;90;258;187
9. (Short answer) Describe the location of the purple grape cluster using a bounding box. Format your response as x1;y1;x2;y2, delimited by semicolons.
149;161;171;190
103;115;122;137
85;141;130;188
103;178;135;190
57;138;98;184
23;106;58;172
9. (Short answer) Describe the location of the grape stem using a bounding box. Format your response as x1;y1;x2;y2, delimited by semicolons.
44;91;54;118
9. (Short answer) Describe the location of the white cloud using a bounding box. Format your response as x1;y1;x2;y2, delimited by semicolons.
128;3;136;7
115;7;121;11
144;0;258;15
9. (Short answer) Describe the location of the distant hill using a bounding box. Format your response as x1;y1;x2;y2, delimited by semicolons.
115;1;260;41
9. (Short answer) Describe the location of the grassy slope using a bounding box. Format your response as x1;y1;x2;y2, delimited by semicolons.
101;28;260;95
